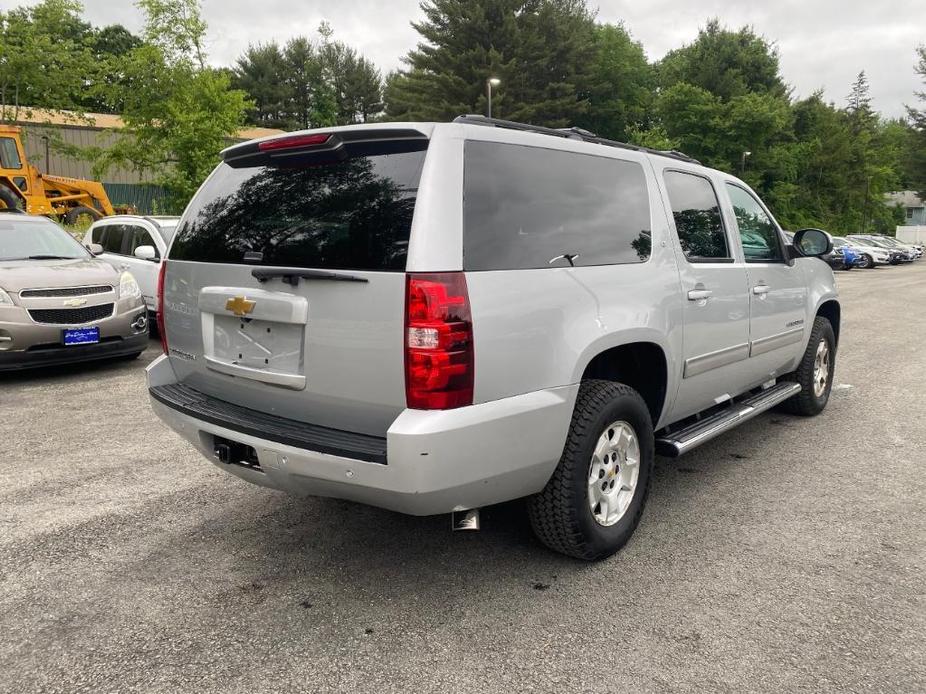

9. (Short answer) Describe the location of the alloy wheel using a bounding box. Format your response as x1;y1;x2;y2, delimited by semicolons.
587;420;640;527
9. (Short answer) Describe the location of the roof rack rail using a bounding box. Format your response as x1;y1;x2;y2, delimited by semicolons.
453;114;701;165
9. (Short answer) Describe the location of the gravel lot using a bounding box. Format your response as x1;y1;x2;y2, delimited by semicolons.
1;262;924;693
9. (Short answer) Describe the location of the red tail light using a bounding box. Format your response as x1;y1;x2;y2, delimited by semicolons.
405;273;474;410
258;134;331;151
156;260;168;354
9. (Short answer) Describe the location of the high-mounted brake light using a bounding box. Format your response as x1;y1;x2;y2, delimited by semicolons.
405;273;474;410
156;260;168;354
258;134;331;152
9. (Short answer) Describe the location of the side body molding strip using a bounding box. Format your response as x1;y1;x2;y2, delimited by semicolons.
749;326;804;358
684;342;749;378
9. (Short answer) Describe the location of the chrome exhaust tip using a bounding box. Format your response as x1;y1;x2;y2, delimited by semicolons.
451;508;481;531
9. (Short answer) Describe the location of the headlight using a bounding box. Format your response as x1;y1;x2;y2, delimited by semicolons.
119;272;141;300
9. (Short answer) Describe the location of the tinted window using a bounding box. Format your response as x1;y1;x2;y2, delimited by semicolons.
170;144;427;271
99;225;126;254
463;141;651;270
127;226;158;258
0;137;21;169
663;171;729;260
0;219;89;260
725;184;783;262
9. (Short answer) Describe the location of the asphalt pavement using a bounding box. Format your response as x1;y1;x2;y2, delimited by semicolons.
1;262;924;693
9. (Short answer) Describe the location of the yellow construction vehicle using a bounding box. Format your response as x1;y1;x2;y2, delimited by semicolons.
0;124;117;224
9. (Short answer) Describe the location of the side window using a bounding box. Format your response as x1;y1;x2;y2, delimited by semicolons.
126;226;159;259
725;185;783;262
663;171;730;261
0;138;22;169
463;141;652;270
99;225;126;254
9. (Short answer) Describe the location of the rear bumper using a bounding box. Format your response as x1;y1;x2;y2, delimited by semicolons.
147;355;577;515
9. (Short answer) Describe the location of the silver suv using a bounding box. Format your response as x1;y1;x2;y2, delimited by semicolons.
148;117;839;560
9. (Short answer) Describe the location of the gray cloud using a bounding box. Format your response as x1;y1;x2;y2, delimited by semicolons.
3;0;921;117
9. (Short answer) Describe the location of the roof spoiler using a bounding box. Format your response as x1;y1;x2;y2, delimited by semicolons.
222;128;430;168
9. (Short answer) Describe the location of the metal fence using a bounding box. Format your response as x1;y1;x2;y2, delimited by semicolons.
102;183;170;214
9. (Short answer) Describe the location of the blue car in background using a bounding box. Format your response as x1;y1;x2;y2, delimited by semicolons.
830;236;861;270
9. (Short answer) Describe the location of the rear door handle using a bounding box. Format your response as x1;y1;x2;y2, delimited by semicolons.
687;289;713;301
753;284;770;296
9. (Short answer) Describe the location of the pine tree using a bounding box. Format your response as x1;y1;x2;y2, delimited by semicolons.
232;42;290;128
385;0;596;127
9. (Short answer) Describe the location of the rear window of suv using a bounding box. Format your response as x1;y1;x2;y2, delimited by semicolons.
463;141;652;270
169;141;427;271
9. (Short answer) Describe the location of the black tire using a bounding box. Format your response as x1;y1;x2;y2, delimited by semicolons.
527;380;654;561
0;185;22;210
779;316;836;416
64;205;102;226
857;254;873;269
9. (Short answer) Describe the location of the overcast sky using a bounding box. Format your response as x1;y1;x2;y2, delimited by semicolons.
3;0;922;118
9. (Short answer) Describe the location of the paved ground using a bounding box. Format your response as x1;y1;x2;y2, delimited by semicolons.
1;263;924;694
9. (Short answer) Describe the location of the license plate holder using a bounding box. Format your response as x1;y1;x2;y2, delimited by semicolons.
63;327;100;346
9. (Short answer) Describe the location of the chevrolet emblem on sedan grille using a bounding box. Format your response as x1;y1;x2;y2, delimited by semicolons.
62;298;88;307
225;296;256;317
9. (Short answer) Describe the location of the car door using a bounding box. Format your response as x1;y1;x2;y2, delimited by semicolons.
659;168;751;420
723;183;808;378
121;224;161;312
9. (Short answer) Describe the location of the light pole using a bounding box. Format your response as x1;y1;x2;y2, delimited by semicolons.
741;150;751;175
486;77;500;118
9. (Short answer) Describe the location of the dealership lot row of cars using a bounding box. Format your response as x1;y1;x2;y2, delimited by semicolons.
792;231;925;270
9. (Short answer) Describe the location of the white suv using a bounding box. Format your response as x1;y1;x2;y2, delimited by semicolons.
147;117;839;559
84;215;180;319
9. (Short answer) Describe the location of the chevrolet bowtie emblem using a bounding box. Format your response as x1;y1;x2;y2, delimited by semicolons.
225;296;256;317
62;298;88;307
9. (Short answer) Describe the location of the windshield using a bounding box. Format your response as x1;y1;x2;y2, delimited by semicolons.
858;237;890;249
0;218;90;261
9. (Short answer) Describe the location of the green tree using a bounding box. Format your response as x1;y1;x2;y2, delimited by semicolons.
81;24;143;113
318;25;384;125
906;45;926;198
657;19;787;100
232;42;291;128
282;36;335;129
0;0;96;120
91;0;249;210
385;0;596;126
574;23;653;140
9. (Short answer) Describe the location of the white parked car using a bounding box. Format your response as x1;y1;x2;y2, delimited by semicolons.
842;239;892;268
83;216;180;320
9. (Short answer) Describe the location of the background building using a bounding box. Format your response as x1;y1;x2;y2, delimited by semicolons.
888;191;926;242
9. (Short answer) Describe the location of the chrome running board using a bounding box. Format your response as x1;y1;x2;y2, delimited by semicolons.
655;382;801;457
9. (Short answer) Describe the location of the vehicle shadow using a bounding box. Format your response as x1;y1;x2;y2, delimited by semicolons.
115;436;765;620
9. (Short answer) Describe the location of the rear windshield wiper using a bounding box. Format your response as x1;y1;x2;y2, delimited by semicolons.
251;267;369;286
